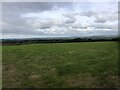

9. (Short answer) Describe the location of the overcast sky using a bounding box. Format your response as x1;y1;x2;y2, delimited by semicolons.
2;2;118;38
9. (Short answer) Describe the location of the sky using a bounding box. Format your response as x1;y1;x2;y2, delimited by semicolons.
2;1;118;39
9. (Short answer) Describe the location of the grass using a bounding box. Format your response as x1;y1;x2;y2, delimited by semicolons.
2;41;118;88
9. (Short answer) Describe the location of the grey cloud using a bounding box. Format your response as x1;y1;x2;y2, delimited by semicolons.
92;29;118;36
94;12;118;24
62;13;76;24
26;18;65;30
2;2;66;37
2;2;73;14
2;2;54;13
93;23;117;29
72;26;88;29
80;11;96;17
39;26;51;29
79;11;117;24
71;23;90;29
94;19;106;23
65;19;75;24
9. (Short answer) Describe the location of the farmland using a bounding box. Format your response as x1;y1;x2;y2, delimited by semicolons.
2;41;118;88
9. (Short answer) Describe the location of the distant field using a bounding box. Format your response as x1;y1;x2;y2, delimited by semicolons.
2;42;118;88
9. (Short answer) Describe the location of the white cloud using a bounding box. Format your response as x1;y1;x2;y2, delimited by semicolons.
93;21;118;29
94;12;118;23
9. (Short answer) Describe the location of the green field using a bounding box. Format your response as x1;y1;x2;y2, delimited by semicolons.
2;42;118;88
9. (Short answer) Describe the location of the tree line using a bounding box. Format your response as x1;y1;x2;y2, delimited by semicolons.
2;37;119;45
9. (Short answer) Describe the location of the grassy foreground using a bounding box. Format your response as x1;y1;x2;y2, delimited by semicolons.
2;42;118;88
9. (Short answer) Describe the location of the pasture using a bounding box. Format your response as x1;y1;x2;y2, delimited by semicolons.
2;42;118;88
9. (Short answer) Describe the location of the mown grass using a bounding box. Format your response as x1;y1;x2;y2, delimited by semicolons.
2;42;118;88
